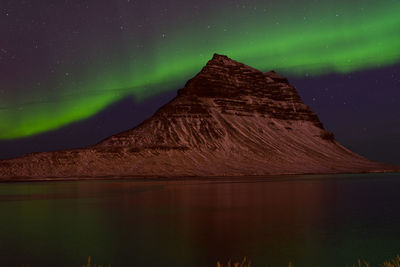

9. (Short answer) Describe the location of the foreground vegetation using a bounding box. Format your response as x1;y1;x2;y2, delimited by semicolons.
216;255;400;267
20;254;400;267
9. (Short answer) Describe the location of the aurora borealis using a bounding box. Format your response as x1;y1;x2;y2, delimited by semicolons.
0;0;399;165
1;0;400;140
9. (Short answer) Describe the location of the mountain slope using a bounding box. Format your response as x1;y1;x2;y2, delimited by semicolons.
0;54;395;180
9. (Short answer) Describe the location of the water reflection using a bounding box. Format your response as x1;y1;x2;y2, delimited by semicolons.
0;174;399;267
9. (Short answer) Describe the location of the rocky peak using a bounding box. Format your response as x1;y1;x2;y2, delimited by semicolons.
174;54;323;128
208;53;236;65
207;53;256;68
202;53;262;74
179;54;268;98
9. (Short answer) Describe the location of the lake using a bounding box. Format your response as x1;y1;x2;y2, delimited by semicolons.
0;173;399;267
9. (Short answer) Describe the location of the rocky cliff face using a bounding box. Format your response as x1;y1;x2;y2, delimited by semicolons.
0;54;394;180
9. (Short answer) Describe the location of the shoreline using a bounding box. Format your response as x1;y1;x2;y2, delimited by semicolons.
1;169;399;184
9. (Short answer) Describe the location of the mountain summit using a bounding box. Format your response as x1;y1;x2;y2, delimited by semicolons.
0;54;394;180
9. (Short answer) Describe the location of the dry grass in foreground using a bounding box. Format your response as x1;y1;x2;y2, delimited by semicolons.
217;256;251;267
381;255;400;267
216;255;400;267
20;254;400;267
82;256;110;267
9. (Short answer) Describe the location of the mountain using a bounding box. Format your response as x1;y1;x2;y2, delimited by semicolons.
0;54;396;181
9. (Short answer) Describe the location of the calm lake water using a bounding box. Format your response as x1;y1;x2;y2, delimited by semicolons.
0;173;399;267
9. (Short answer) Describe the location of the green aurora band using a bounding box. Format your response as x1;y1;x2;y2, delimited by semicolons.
1;1;400;139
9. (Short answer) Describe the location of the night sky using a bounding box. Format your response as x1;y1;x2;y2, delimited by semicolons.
1;0;399;164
